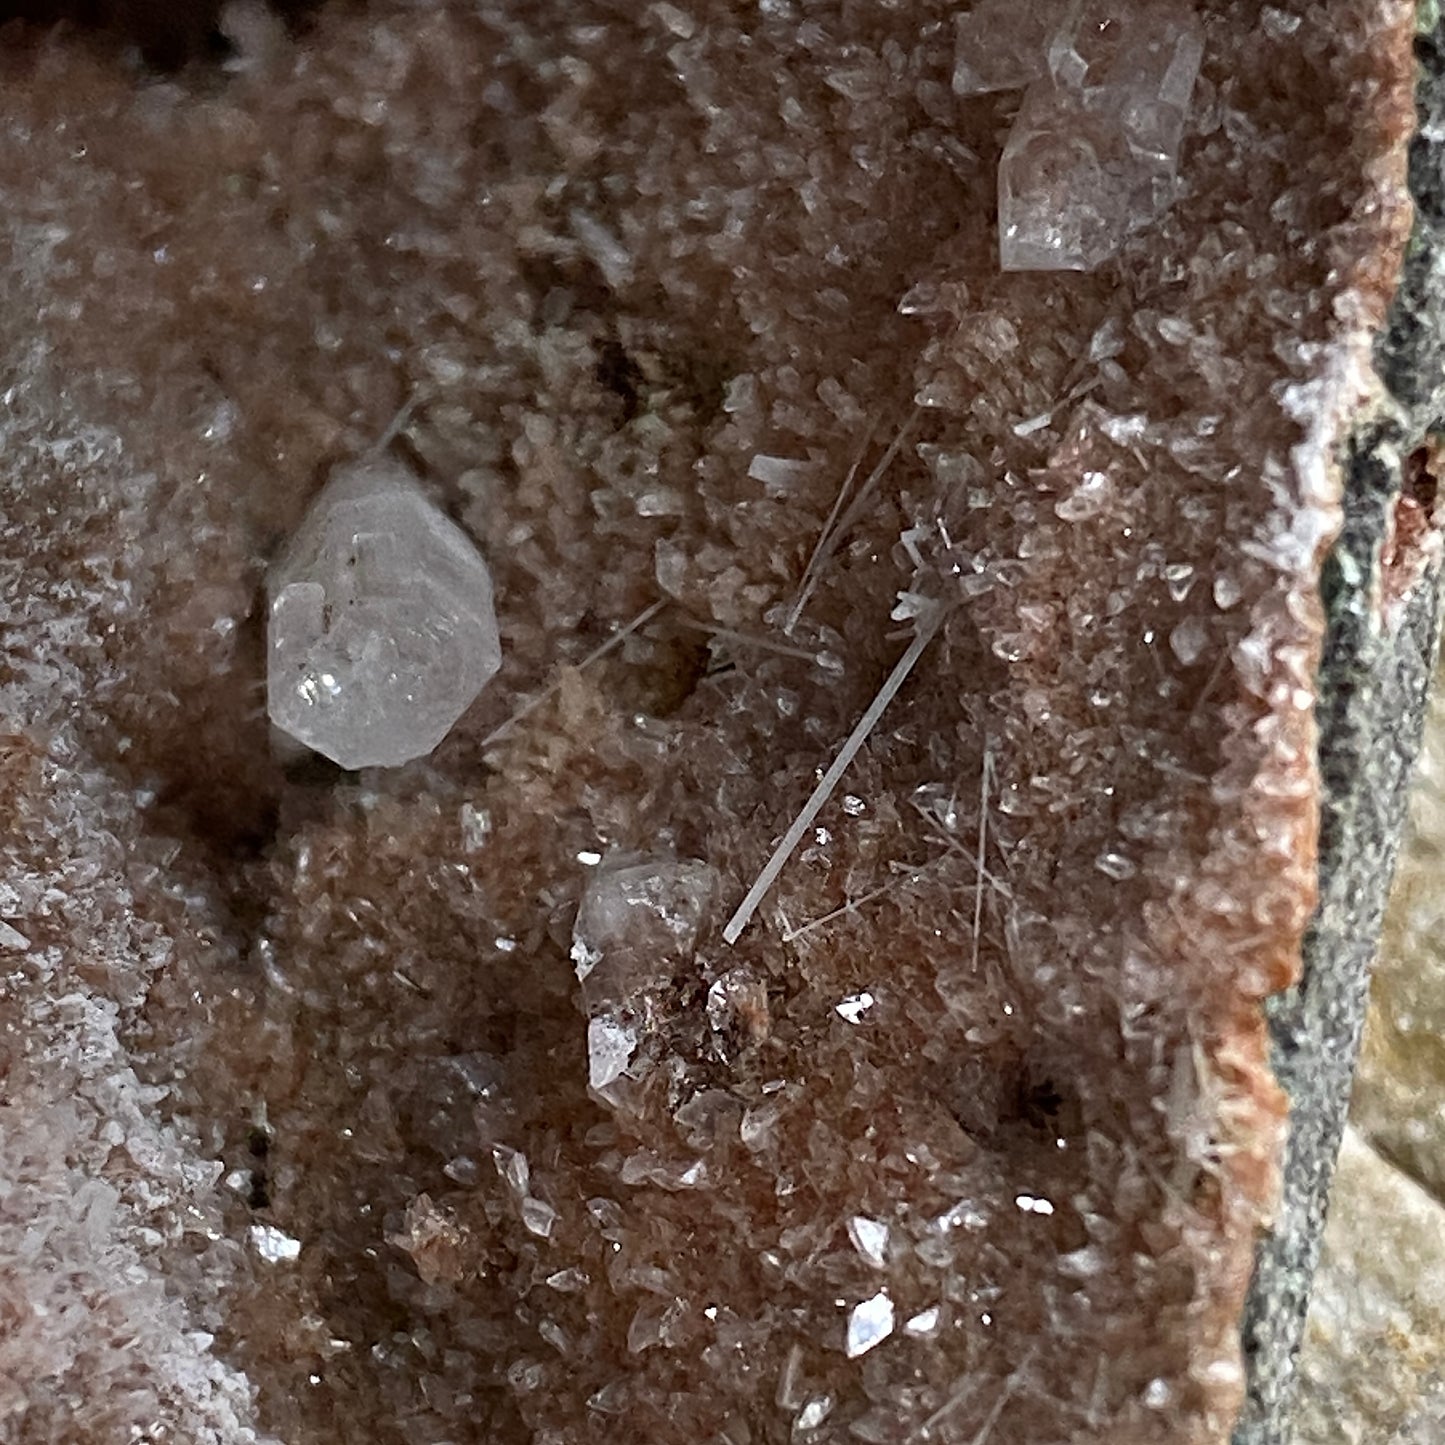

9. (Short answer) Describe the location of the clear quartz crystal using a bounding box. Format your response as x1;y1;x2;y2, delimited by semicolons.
999;1;1204;271
952;0;1063;96
266;459;501;769
587;1016;638;1090
572;859;716;1007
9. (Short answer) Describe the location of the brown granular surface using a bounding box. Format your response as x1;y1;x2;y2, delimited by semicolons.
0;3;1416;1442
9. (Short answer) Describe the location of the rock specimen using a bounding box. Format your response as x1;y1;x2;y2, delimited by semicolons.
0;4;1432;1445
1237;14;1445;1441
266;459;502;769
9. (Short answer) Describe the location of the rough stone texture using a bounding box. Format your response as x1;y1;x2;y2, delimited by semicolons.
1236;462;1445;1443
0;4;1422;1444
1349;19;1445;1212
1293;1129;1445;1445
1352;658;1445;1195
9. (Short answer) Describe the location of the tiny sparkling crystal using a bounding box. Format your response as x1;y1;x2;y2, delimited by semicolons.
249;1224;302;1264
845;1291;896;1358
847;1215;890;1268
835;990;875;1023
266;459;501;769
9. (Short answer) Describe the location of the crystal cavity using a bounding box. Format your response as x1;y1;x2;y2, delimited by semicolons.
266;459;501;769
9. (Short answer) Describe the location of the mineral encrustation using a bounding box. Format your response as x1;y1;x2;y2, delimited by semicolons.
0;3;1430;1445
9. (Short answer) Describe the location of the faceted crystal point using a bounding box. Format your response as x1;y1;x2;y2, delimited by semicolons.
998;2;1204;272
266;459;501;769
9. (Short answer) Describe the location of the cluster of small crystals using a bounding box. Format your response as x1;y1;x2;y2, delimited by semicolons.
956;0;1205;271
0;392;269;1441
266;459;502;770
0;2;1415;1445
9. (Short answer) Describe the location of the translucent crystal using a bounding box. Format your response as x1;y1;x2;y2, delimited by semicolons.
845;1291;895;1358
571;858;717;1007
795;1396;833;1431
847;1215;890;1268
520;1197;560;1239
587;1016;638;1090
999;3;1205;271
953;1;1062;95
266;459;501;769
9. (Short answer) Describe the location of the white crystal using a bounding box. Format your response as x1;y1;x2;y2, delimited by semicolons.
249;1224;302;1263
847;1215;890;1268
1015;1193;1056;1216
795;1396;833;1431
999;2;1204;271
1143;1378;1174;1409
587;1015;638;1090
267;459;501;769
458;802;492;851
1170;616;1209;665
904;1305;941;1337
492;1145;530;1197
1095;850;1137;881
747;453;818;491
845;1291;895;1358
834;990;875;1024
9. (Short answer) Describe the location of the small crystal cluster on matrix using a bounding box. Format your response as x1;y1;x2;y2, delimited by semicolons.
0;3;1421;1445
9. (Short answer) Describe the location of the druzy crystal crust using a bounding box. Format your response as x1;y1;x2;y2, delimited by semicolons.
0;2;1420;1443
266;460;501;770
